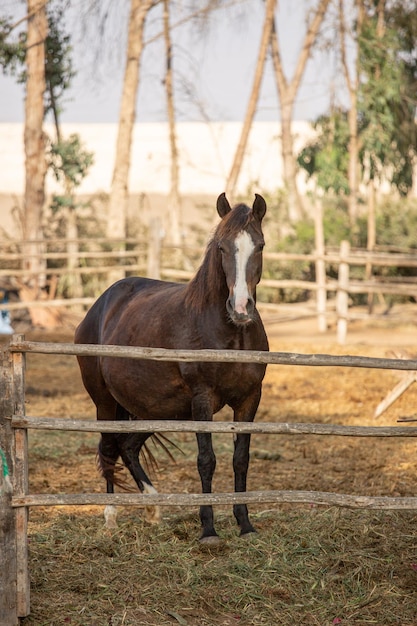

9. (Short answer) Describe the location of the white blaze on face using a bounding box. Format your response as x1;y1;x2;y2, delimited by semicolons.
233;230;255;315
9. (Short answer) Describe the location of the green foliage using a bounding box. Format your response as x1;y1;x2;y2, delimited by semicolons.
0;6;75;106
297;110;350;195
260;194;417;304
321;198;351;245
358;19;415;194
48;133;94;191
0;16;25;76
374;198;417;251
298;4;417;199
41;8;95;236
0;3;92;222
44;4;75;120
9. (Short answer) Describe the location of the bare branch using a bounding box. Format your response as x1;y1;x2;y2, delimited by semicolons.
290;0;331;100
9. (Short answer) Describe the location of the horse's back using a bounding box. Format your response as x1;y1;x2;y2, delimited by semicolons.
75;276;177;345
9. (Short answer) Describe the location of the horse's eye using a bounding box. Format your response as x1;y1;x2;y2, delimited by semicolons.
218;242;225;253
257;243;265;252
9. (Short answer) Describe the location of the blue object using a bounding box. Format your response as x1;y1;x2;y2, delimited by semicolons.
0;290;13;334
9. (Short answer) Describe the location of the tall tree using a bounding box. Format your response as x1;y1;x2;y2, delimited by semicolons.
163;0;181;246
1;2;90;318
44;5;94;302
270;0;331;222
358;1;415;194
24;0;48;288
106;0;155;245
225;0;276;201
298;1;417;206
338;0;364;224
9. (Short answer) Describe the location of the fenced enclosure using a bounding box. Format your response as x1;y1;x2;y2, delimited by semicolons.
2;335;417;623
1;224;417;343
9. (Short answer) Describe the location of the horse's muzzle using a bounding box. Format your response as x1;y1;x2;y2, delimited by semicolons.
227;295;255;325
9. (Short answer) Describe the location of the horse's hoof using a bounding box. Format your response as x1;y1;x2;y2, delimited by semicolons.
240;530;257;540
199;535;223;546
144;505;161;525
104;505;118;529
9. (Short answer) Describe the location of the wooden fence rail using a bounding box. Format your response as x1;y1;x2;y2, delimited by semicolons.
1;235;417;343
8;339;417;370
12;491;417;511
10;416;417;437
2;337;417;622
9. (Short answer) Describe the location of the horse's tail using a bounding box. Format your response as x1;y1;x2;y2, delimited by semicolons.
96;438;132;490
116;401;182;473
96;434;181;491
141;432;182;474
96;403;183;491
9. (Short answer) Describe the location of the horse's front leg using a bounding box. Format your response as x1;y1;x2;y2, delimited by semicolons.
196;432;218;542
192;392;219;543
232;389;262;537
233;433;255;536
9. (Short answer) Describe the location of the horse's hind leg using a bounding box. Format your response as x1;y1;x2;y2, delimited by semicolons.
117;433;161;525
98;432;120;529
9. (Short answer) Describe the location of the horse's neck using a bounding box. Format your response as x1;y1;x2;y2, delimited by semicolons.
184;246;227;311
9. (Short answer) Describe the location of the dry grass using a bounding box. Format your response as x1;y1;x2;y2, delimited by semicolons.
25;507;417;626
16;321;417;625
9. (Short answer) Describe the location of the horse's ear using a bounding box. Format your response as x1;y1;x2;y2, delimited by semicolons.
253;194;267;221
217;192;232;218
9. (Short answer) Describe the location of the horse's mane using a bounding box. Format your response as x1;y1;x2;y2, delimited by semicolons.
184;203;255;313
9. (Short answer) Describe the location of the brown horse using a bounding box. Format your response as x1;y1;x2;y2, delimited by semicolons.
75;193;269;542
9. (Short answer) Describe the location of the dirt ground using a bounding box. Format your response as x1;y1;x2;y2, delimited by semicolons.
4;303;417;625
16;302;417;506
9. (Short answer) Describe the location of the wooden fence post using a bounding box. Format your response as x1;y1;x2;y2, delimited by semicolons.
147;217;162;279
314;200;327;332
337;240;350;344
0;342;18;625
12;335;29;618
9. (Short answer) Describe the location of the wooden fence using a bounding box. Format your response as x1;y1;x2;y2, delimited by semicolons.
1;233;417;342
2;336;417;623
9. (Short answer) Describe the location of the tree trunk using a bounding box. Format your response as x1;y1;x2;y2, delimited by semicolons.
225;0;276;202
65;205;83;301
366;179;376;312
107;0;154;247
23;0;48;291
338;0;363;224
163;0;181;246
279;97;304;222
270;0;331;222
365;0;384;313
347;96;359;223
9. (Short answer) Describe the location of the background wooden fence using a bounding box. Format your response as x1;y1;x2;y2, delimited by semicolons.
1;230;417;342
2;336;417;622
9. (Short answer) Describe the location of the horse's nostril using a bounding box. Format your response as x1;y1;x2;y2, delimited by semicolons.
227;295;255;324
226;297;235;316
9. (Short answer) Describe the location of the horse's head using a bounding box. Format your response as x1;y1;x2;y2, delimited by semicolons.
215;193;267;325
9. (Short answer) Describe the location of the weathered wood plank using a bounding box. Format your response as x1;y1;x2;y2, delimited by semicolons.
11;490;417;510
8;341;417;371
0;345;18;625
10;416;417;437
11;340;30;618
